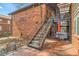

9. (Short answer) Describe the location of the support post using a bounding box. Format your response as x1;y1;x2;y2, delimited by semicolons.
70;3;79;55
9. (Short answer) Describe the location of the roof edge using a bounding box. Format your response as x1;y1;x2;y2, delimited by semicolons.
9;4;34;15
9;3;44;15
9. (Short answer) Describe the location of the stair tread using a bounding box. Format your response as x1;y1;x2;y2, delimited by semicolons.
31;39;42;42
29;44;40;48
29;43;40;47
31;41;40;43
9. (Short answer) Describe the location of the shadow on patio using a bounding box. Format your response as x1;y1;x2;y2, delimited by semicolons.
6;38;78;56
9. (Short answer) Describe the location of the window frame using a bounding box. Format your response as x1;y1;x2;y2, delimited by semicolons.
7;20;11;24
75;15;79;35
0;19;2;21
0;26;2;31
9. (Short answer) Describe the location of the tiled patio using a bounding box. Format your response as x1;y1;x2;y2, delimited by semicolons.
6;39;77;56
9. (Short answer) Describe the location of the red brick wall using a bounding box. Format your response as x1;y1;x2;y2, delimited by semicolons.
71;3;79;55
12;4;47;40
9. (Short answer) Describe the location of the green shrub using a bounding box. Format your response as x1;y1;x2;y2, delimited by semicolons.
0;32;11;37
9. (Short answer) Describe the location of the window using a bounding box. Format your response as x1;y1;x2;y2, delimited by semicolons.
61;27;67;32
0;19;2;21
8;20;10;24
75;17;79;35
61;21;69;32
0;26;2;31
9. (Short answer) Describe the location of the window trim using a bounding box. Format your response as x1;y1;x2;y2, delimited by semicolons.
0;19;2;21
75;15;79;35
8;20;10;24
0;26;2;31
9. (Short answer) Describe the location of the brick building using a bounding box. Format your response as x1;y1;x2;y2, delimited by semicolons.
9;4;56;39
9;3;79;55
71;3;79;55
0;14;11;37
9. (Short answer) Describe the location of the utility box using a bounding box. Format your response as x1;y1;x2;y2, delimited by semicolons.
56;32;68;39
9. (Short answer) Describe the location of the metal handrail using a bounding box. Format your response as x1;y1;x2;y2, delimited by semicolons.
28;17;53;49
27;15;48;45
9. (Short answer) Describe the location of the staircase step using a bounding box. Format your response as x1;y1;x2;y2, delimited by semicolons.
31;41;40;44
36;35;41;37
34;37;40;40
39;31;44;34
34;36;43;39
29;43;40;46
28;18;52;49
37;33;44;36
32;39;42;42
40;33;44;35
29;44;40;48
39;37;43;39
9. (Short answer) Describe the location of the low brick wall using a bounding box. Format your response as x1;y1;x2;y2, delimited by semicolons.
72;35;79;55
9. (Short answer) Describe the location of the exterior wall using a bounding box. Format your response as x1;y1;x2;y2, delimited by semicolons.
12;4;47;40
71;3;79;55
47;6;55;19
0;17;11;37
12;19;21;37
0;18;11;32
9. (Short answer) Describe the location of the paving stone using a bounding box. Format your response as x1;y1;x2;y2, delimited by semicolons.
6;39;75;56
9;42;16;51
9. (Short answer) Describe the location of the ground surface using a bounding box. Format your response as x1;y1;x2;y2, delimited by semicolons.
6;39;78;56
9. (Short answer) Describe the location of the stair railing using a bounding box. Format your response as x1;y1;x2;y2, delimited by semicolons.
27;17;53;49
27;15;49;45
40;18;53;49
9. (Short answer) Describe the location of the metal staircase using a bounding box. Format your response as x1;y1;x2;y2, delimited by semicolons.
28;18;53;49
